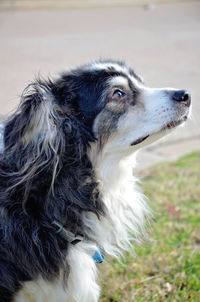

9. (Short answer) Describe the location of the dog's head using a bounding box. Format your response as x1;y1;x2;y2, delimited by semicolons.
61;61;191;162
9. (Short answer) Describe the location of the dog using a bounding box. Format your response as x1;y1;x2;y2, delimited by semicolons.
0;60;191;302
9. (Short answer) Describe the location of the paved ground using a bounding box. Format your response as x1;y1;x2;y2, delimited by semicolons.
0;0;189;9
0;1;199;170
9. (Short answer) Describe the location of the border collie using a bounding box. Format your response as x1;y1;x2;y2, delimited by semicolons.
0;61;191;302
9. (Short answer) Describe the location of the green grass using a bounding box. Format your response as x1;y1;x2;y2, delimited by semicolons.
100;151;200;302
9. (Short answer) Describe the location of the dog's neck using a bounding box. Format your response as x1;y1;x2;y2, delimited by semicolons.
85;149;149;256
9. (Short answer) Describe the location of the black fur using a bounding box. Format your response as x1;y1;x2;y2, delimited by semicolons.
0;61;135;301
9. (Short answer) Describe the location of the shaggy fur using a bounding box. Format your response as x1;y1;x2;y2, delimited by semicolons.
0;61;191;302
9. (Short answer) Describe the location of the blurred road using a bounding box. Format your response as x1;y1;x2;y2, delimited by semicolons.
0;1;199;169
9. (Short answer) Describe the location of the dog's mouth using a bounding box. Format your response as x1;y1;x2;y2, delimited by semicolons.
163;115;188;131
131;135;149;146
131;116;188;146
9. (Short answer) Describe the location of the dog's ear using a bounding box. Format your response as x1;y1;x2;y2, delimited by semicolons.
4;82;65;162
3;81;94;209
3;82;65;202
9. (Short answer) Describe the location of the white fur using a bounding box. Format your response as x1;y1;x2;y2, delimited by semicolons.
89;62;130;76
14;276;67;302
22;86;58;149
109;76;129;90
0;124;4;152
87;148;149;254
14;243;100;302
66;242;100;302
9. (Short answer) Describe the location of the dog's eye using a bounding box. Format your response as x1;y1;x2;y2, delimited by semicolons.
112;90;125;100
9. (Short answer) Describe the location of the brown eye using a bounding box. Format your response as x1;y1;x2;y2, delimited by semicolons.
112;90;125;100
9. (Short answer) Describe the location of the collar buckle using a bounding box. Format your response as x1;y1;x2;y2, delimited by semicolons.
52;220;84;245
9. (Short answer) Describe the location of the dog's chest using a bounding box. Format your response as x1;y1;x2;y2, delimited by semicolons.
13;277;68;302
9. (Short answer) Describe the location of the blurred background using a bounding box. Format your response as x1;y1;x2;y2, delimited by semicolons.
0;0;200;301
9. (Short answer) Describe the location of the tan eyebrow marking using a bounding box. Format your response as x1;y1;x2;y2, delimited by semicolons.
109;76;129;89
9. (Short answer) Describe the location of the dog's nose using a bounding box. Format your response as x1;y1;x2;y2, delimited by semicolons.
172;90;191;107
